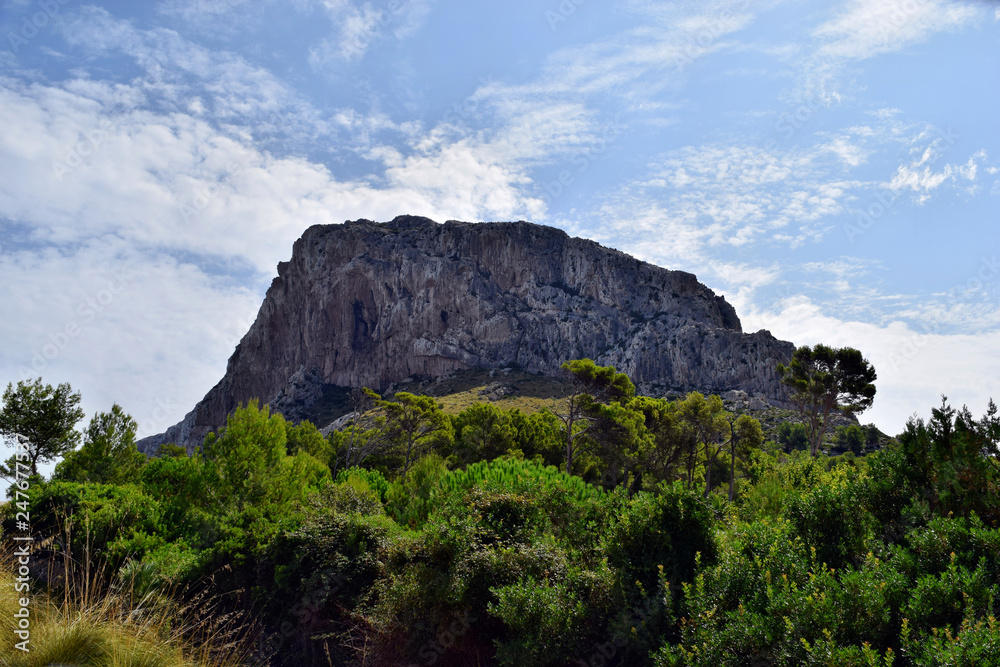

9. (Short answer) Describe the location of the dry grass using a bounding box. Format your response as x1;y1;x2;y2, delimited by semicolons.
392;368;570;416
0;550;250;667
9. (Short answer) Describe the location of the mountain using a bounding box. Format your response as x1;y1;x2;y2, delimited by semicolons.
139;215;795;453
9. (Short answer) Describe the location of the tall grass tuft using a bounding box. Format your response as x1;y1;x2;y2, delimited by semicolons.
0;549;249;667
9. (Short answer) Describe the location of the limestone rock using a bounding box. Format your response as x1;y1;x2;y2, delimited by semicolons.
139;216;795;453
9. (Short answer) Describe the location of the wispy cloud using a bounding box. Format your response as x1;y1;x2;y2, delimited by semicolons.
309;0;434;67
813;0;978;62
887;149;990;203
589;139;864;268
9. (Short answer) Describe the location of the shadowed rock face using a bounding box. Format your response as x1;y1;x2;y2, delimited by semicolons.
139;216;795;453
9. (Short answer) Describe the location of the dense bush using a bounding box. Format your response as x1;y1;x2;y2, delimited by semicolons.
6;377;1000;666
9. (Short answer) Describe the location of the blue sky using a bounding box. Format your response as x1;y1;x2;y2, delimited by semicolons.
0;0;998;443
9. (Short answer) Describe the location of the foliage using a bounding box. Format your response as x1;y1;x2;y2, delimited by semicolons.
436;456;604;505
7;366;1000;667
785;472;877;571
834;424;866;455
676;392;728;492
54;404;145;485
777;345;877;457
552;358;636;475
775;421;810;452
603;483;716;600
335;465;391;503
338;389;454;476
285;419;331;466
0;377;85;477
453;402;519;465
9;480;165;576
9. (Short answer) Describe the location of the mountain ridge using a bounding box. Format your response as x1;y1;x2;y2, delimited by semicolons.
139;215;795;453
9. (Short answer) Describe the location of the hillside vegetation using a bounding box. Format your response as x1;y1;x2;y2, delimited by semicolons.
1;358;998;666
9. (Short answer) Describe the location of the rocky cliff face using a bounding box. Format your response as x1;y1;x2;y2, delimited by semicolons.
140;216;795;453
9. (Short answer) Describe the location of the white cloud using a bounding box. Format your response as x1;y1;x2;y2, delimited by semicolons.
0;239;262;439
886;149;990;203
587;140;864;267
744;296;1000;434
790;0;985;98
813;0;978;62
309;0;433;67
58;7;325;137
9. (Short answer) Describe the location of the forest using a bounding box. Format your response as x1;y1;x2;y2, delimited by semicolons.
1;350;999;666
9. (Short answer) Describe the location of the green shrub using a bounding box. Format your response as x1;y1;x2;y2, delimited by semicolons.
901;614;1000;666
775;421;810;452
785;476;876;571
603;482;716;600
385;453;449;527
674;519;905;666
335;466;391;503
10;481;164;577
490;577;587;666
902;554;997;637
834;424;865;454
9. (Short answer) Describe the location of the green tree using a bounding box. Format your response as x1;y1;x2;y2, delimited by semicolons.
0;378;85;476
775;421;810;452
332;387;378;476
584;399;652;491
777;345;877;457
508;408;564;467
453;402;517;465
354;391;453;476
727;413;764;501
631;396;686;487
286;419;331;465
331;389;453;476
863;423;883;450
834;424;865;455
54;404;145;484
676;392;728;492
896;397;1000;523
553;359;635;475
202;400;290;510
387;392;453;475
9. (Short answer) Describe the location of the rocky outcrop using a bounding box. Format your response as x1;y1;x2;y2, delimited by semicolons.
139;216;795;453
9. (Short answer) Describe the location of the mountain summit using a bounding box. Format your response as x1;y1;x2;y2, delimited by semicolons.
140;216;795;453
